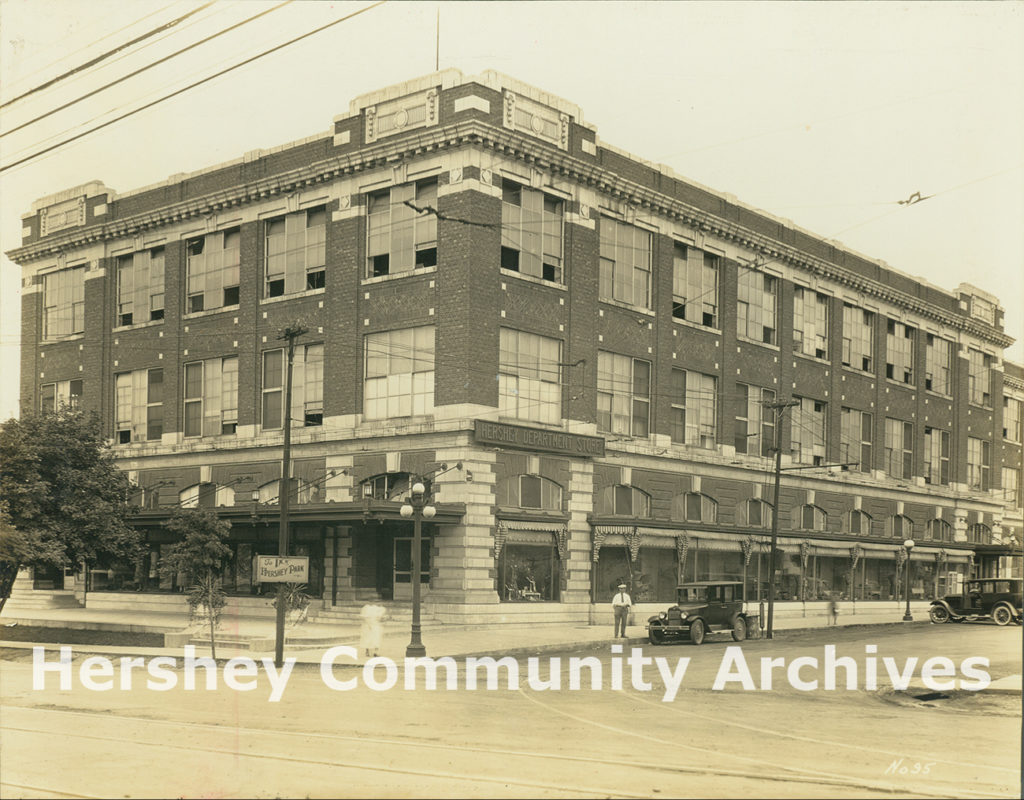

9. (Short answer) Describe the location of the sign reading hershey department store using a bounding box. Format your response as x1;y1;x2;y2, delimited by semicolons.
474;420;605;457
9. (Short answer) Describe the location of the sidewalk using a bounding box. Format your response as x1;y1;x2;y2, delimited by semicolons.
1;603;936;665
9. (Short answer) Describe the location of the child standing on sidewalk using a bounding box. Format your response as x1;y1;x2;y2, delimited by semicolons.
359;603;386;657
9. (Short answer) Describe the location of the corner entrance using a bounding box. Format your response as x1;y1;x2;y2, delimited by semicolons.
351;522;431;601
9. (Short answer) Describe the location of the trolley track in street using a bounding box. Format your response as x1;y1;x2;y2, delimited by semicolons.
3;703;1011;799
516;688;1019;799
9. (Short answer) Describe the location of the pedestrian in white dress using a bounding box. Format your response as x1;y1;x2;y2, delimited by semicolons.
359;604;386;657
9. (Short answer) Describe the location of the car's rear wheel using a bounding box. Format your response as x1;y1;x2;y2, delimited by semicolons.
929;605;950;624
991;604;1013;626
649;627;666;645
689;619;705;645
731;617;746;642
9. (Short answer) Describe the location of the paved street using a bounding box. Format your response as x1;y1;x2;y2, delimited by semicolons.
2;624;1020;799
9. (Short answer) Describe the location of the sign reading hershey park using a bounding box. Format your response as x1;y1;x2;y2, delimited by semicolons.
474;420;605;457
256;556;309;583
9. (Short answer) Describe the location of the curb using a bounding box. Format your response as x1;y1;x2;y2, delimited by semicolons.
3;619;939;668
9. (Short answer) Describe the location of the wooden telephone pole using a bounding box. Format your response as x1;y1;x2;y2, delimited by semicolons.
274;323;307;667
765;399;798;639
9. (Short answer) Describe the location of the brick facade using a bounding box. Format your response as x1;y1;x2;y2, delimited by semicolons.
8;69;1020;619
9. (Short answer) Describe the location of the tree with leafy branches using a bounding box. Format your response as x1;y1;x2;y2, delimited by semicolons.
159;507;233;658
0;408;141;613
0;501;33;614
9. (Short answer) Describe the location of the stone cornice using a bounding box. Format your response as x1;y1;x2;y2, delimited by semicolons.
8;119;1013;348
1003;372;1024;392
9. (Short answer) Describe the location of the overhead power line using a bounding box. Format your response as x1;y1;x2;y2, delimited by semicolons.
0;1;217;110
2;1;180;96
1;0;296;139
0;0;387;176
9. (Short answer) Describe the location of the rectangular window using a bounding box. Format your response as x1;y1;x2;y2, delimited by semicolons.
790;396;826;465
672;245;718;327
114;368;163;443
366;179;437;277
924;426;950;486
116;247;164;326
261;344;324;429
187;228;240;313
885;320;915;384
735;384;775;456
840;408;872;473
597;351;650;436
183;356;238;437
967;437;990;491
792;287;829;359
924;334;952;395
670;369;716;447
265;206;326;297
1002;467;1021;508
42;266;86;340
736;269;777;344
841;304;874;372
598;218;652;309
884;418;914;479
363;327;435;419
499;328;562;424
500;180;563;282
967;349;992;407
1004;397;1022;442
39;379;83;414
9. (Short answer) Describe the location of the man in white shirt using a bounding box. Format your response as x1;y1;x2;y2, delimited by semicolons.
612;583;632;638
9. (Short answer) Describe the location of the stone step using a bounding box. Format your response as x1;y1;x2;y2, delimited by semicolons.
5;592;81;610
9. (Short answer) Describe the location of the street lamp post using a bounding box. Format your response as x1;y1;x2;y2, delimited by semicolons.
903;538;915;621
400;480;435;658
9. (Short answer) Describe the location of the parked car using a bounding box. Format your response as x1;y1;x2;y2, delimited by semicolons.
646;581;755;645
929;578;1023;626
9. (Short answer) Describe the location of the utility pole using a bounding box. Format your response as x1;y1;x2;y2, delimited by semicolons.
765;399;798;639
274;322;307;668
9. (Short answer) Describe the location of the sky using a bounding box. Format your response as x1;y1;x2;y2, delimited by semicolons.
1;0;1022;422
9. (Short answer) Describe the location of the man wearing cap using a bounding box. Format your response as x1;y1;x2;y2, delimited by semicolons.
611;583;632;638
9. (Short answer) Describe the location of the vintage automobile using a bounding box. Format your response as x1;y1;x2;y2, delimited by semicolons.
928;578;1023;626
646;581;754;645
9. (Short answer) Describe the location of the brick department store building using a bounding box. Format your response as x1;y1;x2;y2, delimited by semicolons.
9;70;1023;623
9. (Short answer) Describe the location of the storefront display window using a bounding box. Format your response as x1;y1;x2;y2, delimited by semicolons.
595;545;677;602
499;541;559;602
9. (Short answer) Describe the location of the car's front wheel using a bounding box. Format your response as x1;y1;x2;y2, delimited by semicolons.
649;627;666;645
929;605;950;624
731;617;746;642
991;604;1013;626
689;619;705;645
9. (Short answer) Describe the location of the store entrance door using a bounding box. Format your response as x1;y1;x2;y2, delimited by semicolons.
392;536;430;601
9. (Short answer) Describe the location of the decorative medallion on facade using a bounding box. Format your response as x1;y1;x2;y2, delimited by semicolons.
365;88;439;144
502;91;569;151
40;196;86;237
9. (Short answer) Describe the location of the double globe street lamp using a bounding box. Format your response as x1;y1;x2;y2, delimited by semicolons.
400;481;435;658
902;538;915;621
